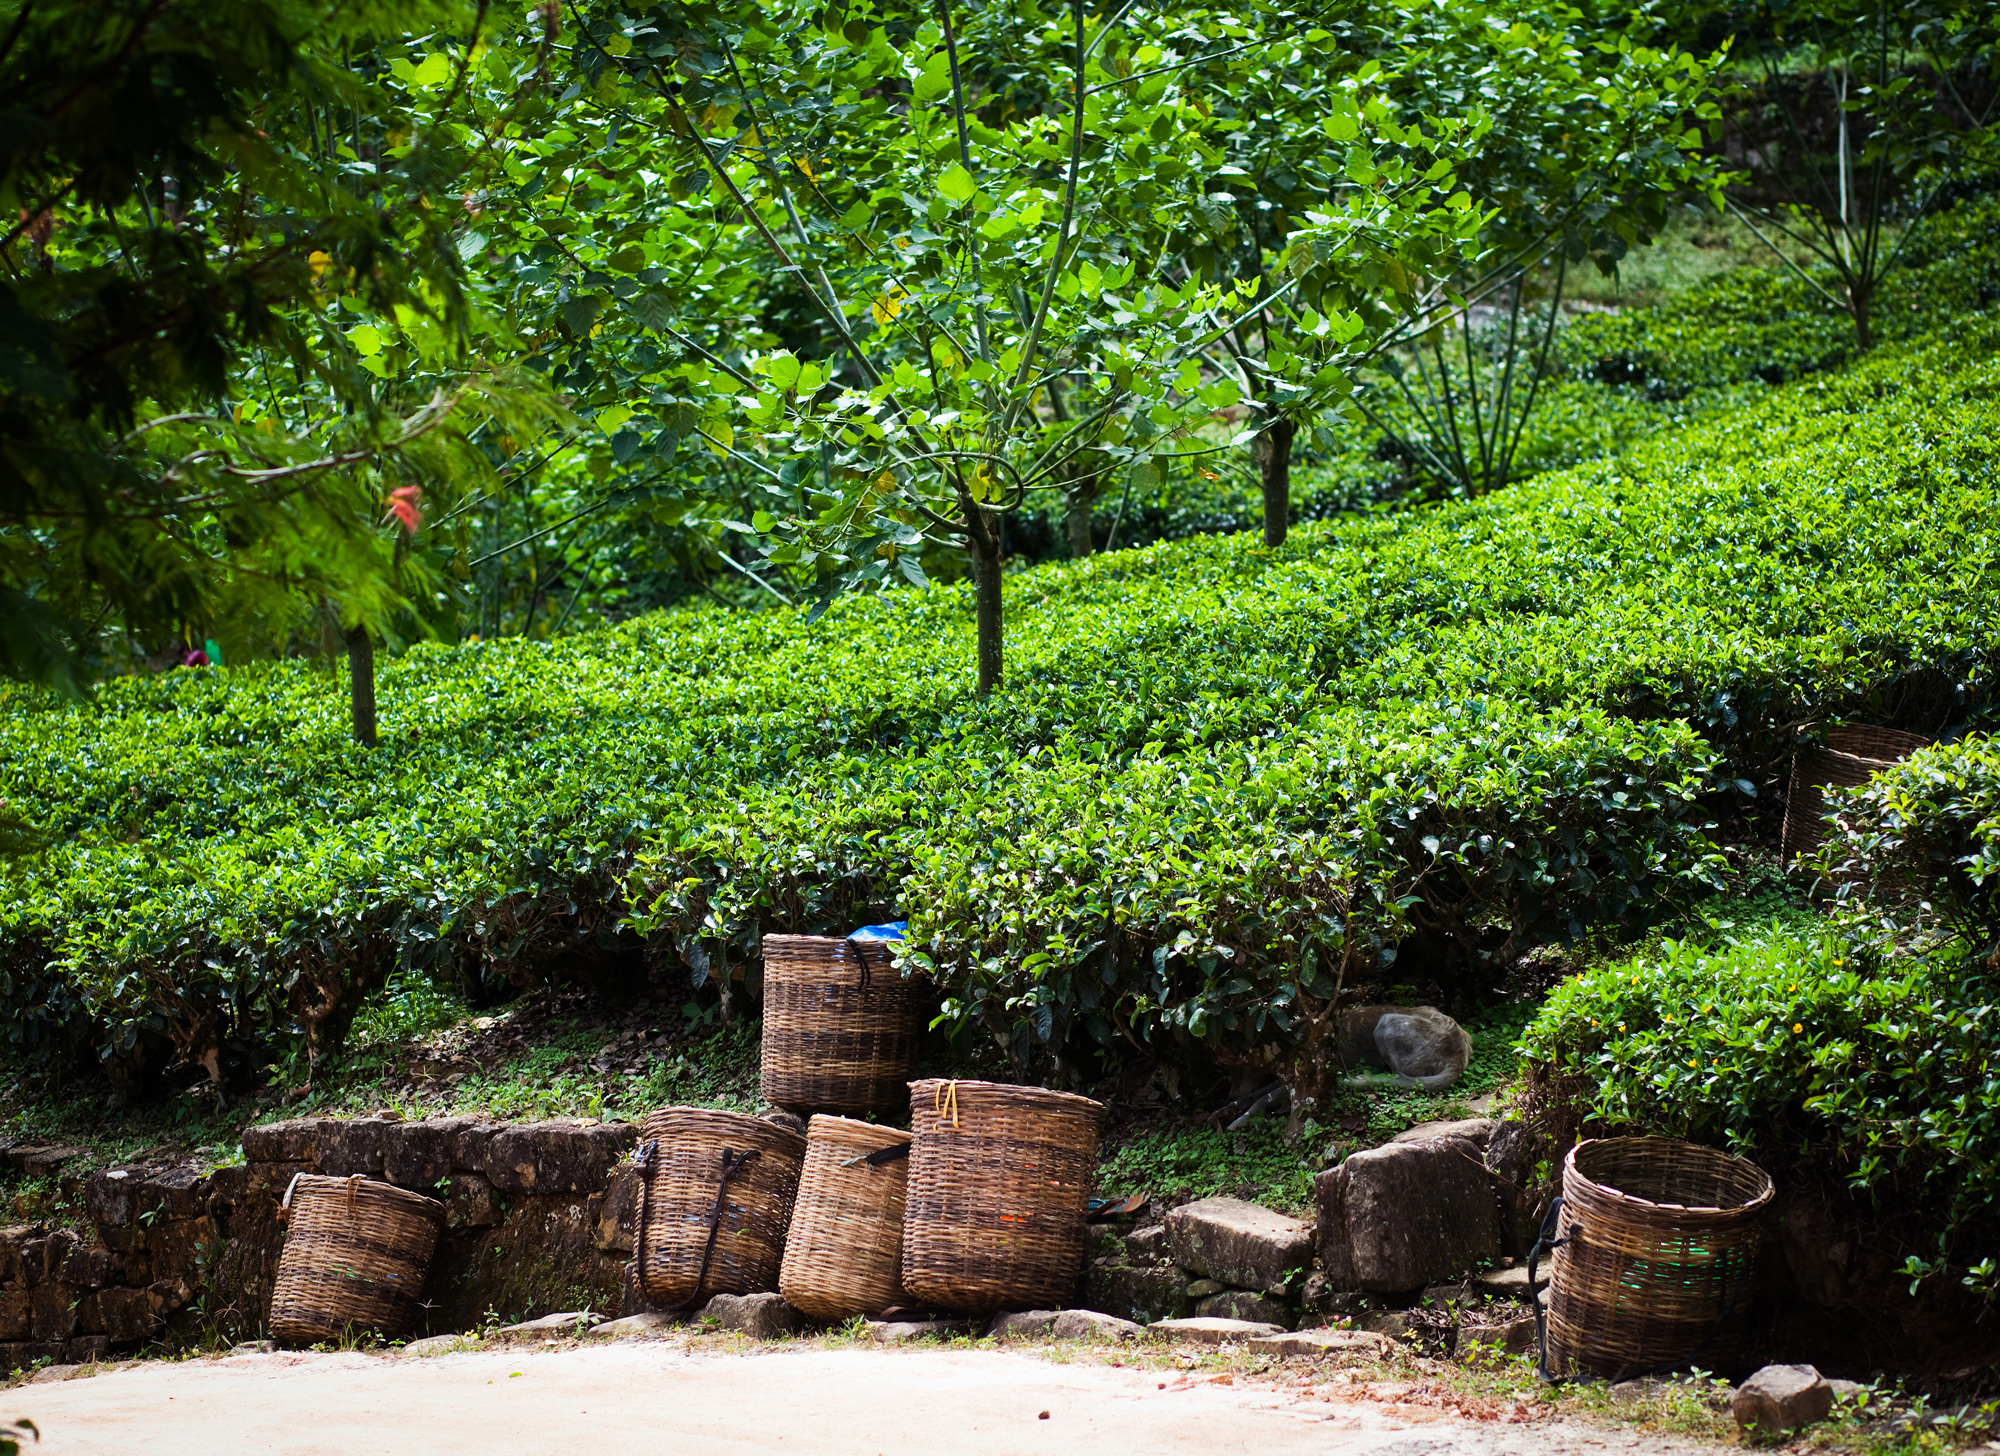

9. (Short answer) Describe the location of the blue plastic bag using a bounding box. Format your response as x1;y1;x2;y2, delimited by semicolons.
846;921;906;942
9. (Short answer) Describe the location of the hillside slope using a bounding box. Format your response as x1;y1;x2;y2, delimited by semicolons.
3;319;1997;1100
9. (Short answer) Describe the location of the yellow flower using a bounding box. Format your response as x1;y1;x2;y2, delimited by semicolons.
1792;1023;1803;1034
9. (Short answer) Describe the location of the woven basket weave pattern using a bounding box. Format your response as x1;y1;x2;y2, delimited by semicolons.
900;1079;1103;1315
1545;1138;1773;1380
269;1174;444;1344
761;935;921;1115
634;1107;805;1308
779;1115;912;1320
1782;726;1931;860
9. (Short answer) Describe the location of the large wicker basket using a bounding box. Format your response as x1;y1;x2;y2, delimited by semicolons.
269;1174;444;1345
761;934;922;1116
900;1079;1103;1314
779;1116;913;1320
633;1108;806;1309
1782;725;1931;861
1538;1138;1773;1380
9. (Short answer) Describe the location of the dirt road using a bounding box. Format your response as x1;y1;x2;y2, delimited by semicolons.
8;1342;1725;1456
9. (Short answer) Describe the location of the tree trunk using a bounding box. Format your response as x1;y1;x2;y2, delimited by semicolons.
1254;416;1297;548
346;624;377;748
1851;283;1873;352
1064;482;1094;558
965;506;1003;695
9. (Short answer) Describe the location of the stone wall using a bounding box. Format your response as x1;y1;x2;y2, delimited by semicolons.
2;1115;649;1374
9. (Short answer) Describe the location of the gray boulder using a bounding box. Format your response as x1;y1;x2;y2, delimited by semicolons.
1081;1259;1192;1324
1337;1006;1471;1092
1733;1364;1834;1433
1317;1135;1501;1293
495;1311;603;1336
704;1292;805;1339
1163;1197;1314;1290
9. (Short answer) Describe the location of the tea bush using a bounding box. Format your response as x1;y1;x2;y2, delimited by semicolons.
1558;194;2000;398
1518;930;1999;1291
3;319;1998;1103
1821;733;2000;959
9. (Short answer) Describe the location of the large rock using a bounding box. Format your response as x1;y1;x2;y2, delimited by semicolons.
1338;1006;1471;1091
1316;1135;1501;1293
585;1312;680;1340
1393;1119;1497;1148
990;1309;1140;1343
241;1119;326;1164
1195;1290;1291;1328
443;1174;501;1230
1080;1260;1192;1324
454;1121;504;1171
868;1319;977;1343
485;1123;632;1194
589;1167;641;1254
1733;1364;1834;1433
384;1119;478;1189
313;1116;395;1176
1163;1198;1314;1291
704;1292;805;1339
1460;1313;1538;1355
91;1287;162;1344
30;1283;77;1341
0;1289;29;1341
1147;1316;1284;1345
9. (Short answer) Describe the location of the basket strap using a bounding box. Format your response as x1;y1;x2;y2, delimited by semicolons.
1527;1194;1569;1383
838;1142;911;1169
850;938;873;991
631;1139;659;1305
934;1079;960;1129
658;1147;762;1314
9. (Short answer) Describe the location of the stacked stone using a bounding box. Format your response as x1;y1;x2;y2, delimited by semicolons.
3;1114;649;1376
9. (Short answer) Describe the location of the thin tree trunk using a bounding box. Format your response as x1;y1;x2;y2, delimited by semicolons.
1254;416;1297;548
965;505;1003;695
1064;476;1096;558
1852;283;1873;351
346;625;377;748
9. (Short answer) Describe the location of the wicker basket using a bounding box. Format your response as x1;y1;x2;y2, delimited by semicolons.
269;1174;444;1345
778;1116;913;1320
900;1079;1103;1314
1782;726;1931;861
633;1107;806;1309
1538;1138;1773;1380
761;934;922;1117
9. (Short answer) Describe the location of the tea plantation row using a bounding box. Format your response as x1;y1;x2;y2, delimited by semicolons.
3;318;1997;1104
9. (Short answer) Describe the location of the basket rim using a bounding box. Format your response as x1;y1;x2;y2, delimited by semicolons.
637;1105;809;1151
907;1077;1105;1118
805;1114;912;1149
287;1172;446;1224
764;932;879;948
1566;1136;1774;1216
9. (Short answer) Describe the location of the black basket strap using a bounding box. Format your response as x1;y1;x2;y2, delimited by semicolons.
1528;1194;1568;1382
658;1147;761;1314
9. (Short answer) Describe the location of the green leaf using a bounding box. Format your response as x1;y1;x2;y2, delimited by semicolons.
937;164;977;204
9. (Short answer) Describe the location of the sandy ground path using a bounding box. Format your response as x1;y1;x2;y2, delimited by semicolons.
8;1341;1726;1456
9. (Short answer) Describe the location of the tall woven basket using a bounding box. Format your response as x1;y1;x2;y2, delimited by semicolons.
900;1079;1103;1314
633;1108;806;1309
779;1116;913;1321
761;934;922;1117
1537;1138;1773;1380
1782;725;1931;861
269;1174;444;1345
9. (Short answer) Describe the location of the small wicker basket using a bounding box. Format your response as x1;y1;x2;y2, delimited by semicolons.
1538;1137;1773;1380
269;1174;444;1345
779;1116;913;1321
900;1078;1103;1315
633;1107;806;1309
761;934;922;1117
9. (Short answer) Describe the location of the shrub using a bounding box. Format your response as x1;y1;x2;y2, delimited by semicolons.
1558;193;2000;398
1820;734;2000;960
1518;930;1999;1295
3;319;1999;1103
